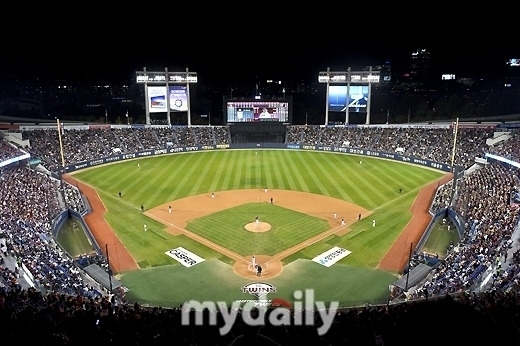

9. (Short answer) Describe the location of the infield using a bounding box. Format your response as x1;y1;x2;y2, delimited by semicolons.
145;189;369;279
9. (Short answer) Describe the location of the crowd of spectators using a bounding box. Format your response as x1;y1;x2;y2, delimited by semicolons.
22;126;231;172
61;181;88;215
0;166;104;299
408;162;520;299
3;124;507;175
286;125;496;170
488;128;520;162
0;140;26;161
1;123;520;344
1;265;518;344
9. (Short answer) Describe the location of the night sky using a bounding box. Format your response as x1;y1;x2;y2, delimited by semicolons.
0;13;517;86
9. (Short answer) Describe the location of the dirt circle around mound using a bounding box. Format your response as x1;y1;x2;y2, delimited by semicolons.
245;222;271;232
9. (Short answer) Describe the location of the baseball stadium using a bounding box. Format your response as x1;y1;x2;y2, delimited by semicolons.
1;118;520;344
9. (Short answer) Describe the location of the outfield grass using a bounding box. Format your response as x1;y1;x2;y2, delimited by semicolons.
72;149;446;307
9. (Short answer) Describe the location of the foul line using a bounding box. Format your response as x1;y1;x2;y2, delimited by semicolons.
146;213;247;263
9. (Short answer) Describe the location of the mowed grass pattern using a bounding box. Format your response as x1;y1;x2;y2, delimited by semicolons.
76;150;441;210
186;203;330;256
72;149;446;307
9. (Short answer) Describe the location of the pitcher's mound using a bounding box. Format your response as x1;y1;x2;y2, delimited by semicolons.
245;222;271;232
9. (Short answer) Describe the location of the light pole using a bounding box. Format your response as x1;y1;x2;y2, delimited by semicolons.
56;118;67;206
105;244;113;293
404;242;412;291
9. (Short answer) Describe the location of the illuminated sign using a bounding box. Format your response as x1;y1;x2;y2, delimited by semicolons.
318;71;380;84
169;73;198;83
136;71;198;84
136;73;167;83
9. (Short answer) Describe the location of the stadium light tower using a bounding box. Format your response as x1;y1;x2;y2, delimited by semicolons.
319;67;380;125
136;67;197;126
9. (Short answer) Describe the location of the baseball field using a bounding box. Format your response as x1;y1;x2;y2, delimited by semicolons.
65;149;450;308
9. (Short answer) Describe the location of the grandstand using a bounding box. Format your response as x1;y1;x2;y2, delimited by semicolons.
1;121;520;345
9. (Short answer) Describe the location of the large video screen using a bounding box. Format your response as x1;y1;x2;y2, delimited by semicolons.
328;85;369;112
226;101;290;123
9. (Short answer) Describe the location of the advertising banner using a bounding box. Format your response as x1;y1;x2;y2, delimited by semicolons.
165;247;205;267
312;246;351;267
148;86;168;113
169;85;188;112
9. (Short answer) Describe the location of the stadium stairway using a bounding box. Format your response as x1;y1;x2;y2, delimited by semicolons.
1;253;33;290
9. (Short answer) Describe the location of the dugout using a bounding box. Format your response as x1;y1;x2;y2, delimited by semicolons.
393;263;432;290
84;264;122;290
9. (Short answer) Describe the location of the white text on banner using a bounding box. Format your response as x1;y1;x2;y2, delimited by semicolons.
165;247;205;268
